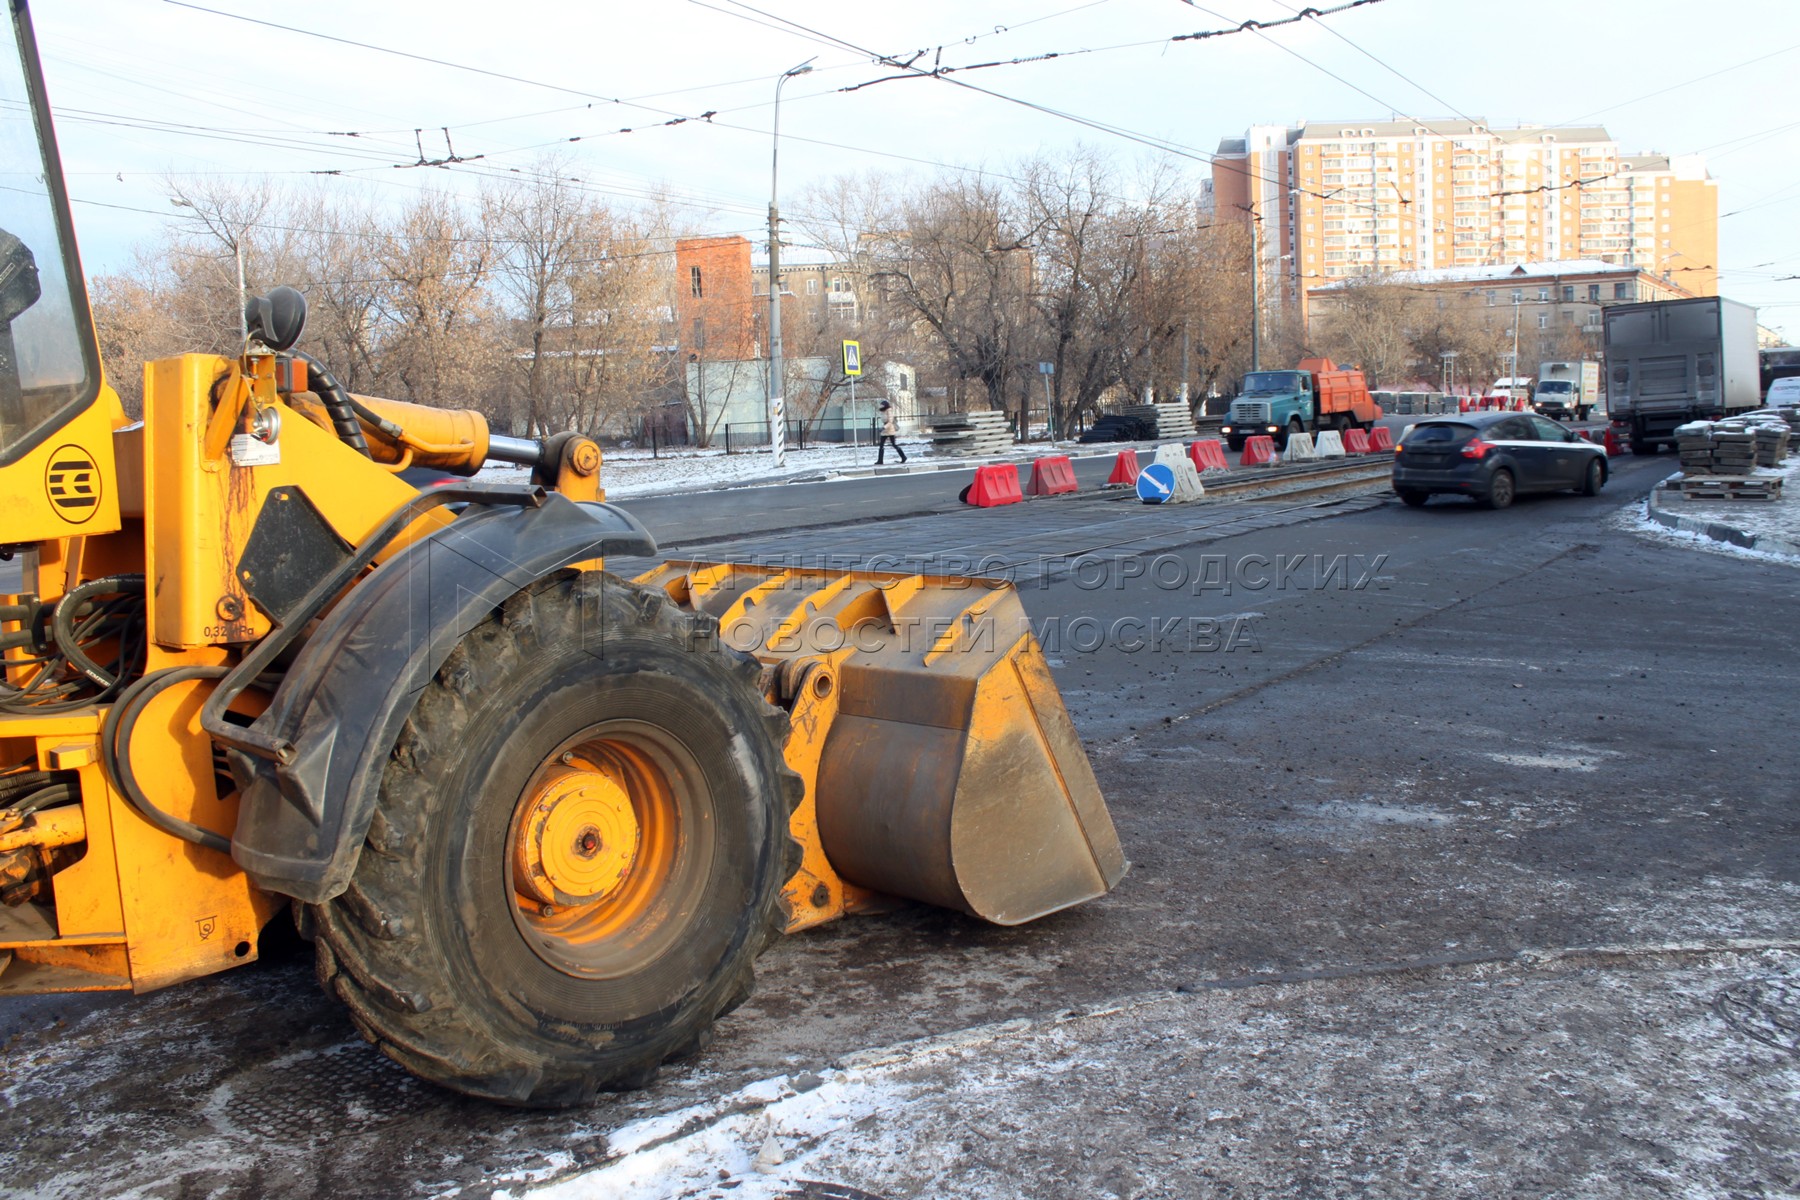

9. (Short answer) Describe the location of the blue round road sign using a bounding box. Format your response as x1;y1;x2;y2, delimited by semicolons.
1136;462;1174;503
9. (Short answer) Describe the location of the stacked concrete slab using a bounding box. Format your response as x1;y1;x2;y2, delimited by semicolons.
1120;401;1199;441
927;411;1013;457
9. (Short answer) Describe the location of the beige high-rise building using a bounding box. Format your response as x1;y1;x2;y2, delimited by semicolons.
1212;120;1718;321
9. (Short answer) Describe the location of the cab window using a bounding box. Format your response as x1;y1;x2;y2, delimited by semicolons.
0;5;101;466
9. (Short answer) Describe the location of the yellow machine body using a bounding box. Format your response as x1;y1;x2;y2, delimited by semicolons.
636;561;1127;932
0;0;1124;1071
2;350;1126;993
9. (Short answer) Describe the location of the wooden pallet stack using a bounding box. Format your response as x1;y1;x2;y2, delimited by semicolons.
926;410;1014;457
1671;417;1786;501
1679;475;1783;501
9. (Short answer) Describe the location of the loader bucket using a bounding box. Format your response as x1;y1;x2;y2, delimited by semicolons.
634;562;1127;926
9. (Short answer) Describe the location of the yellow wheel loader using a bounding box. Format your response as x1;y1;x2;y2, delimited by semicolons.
0;1;1124;1106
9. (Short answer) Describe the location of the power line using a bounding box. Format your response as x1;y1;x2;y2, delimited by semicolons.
1558;39;1800;125
161;0;685;120
1263;0;1481;126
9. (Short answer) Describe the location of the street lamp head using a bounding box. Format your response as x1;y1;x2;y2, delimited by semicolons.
783;58;816;78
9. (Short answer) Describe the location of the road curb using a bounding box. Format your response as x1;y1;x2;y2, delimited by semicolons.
1644;471;1800;557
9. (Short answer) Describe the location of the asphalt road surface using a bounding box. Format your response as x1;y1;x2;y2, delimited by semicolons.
3;450;1796;1199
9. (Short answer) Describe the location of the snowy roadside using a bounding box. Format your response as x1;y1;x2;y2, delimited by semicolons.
518;945;1800;1200
481;438;1119;501
1618;455;1800;565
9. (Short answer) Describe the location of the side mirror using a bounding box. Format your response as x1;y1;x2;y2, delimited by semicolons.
0;228;43;325
244;285;307;352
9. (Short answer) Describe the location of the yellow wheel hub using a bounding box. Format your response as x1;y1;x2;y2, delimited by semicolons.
512;765;640;908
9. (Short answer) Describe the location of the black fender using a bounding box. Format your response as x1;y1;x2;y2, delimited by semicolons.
230;494;655;903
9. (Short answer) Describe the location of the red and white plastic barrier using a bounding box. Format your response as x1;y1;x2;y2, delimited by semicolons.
964;463;1023;507
1027;455;1078;496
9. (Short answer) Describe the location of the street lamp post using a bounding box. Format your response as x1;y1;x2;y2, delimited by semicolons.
766;58;815;468
1235;203;1262;371
172;196;248;343
1511;294;1521;395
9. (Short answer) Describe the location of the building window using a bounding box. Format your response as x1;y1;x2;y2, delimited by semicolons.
1538;288;1550;301
806;277;820;295
690;266;703;299
1614;281;1632;299
1538;313;1548;329
1588;284;1600;302
1511;288;1522;303
1562;285;1574;302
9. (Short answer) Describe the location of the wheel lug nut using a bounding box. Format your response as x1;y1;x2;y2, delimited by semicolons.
539;903;556;917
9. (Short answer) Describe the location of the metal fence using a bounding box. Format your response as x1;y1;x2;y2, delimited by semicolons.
635;414;887;456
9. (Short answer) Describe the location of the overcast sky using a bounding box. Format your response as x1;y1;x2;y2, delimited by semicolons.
26;0;1800;338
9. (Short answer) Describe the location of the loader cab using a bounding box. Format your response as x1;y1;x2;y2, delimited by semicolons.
0;1;100;464
0;1;115;541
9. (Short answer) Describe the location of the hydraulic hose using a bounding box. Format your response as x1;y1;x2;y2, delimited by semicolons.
50;574;145;689
295;350;372;457
100;665;233;854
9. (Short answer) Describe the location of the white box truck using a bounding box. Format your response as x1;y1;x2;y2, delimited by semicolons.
1604;298;1759;453
1534;361;1600;422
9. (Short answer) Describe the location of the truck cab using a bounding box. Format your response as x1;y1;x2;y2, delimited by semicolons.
1222;370;1313;450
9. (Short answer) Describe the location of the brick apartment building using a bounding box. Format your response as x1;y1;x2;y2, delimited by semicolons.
669;236;911;442
674;235;761;361
1214;119;1718;324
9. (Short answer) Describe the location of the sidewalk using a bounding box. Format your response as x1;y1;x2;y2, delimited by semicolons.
1643;454;1800;558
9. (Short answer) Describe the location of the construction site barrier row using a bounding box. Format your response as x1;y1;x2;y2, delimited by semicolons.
964;463;1023;507
1188;439;1230;471
1239;435;1277;467
1105;449;1142;486
1028;455;1079;496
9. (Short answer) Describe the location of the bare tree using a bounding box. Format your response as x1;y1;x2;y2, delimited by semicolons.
1310;277;1422;388
860;174;1043;419
374;190;501;411
288;188;388;394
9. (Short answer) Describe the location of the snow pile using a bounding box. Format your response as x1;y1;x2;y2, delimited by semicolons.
482;442;910;500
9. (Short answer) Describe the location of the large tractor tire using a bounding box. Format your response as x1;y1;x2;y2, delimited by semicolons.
308;571;802;1107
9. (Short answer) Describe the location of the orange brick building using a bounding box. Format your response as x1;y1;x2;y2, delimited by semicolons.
674;235;760;361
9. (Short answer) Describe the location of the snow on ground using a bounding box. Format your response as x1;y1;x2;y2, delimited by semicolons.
593;443;907;499
524;949;1800;1200
1615;455;1800;565
483;437;1114;500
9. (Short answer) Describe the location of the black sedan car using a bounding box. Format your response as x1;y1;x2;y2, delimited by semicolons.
1392;412;1607;509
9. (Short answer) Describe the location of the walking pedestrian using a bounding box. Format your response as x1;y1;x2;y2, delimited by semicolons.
877;400;907;464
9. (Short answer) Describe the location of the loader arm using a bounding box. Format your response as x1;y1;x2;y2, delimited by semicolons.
0;0;1126;1107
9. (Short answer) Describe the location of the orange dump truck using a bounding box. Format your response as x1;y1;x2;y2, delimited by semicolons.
1222;358;1385;449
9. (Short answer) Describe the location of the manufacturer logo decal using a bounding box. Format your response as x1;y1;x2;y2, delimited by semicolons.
43;444;101;523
